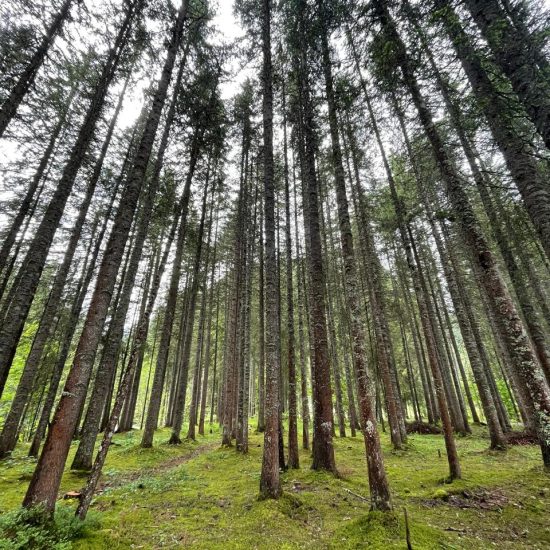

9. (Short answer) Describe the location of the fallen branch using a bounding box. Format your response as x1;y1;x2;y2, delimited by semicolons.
343;487;369;503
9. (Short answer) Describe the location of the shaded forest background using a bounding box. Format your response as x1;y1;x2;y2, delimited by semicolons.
0;0;550;547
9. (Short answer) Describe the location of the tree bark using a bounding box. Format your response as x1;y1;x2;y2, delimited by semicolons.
0;0;74;138
259;0;281;499
0;2;138;395
22;1;188;512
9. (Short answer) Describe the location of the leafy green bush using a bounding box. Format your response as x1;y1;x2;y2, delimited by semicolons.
0;504;98;549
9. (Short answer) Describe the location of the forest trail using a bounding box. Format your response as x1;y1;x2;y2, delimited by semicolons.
90;440;218;498
2;0;550;547
1;426;549;549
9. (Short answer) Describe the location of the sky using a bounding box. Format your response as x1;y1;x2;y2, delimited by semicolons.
112;1;250;140
213;2;253;101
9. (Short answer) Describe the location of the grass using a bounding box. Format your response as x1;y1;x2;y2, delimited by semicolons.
0;423;549;548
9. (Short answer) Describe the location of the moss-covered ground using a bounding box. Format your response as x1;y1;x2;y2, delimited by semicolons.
0;424;549;548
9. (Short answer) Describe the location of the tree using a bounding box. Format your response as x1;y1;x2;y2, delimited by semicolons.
259;0;282;499
22;0;190;513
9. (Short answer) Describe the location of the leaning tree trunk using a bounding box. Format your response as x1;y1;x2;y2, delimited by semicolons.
22;1;188;513
410;4;550;386
27;170;121;458
0;82;127;459
0;86;75;281
427;204;506;447
376;0;550;467
72;48;189;468
434;0;550;261
374;3;466;478
349;30;450;445
0;0;74;138
0;2;138;396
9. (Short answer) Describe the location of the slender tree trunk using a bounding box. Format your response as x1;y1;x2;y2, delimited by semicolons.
257;194;266;433
293;171;310;449
345;119;405;448
119;236;164;432
188;181;216;441
0;0;74;138
141;130;200;448
22;2;188;512
259;0;281;498
237;177;256;454
281;77;299;468
199;218;219;436
431;217;505;447
169;173;210;444
0;2;138;395
376;1;550;467
321;193;347;439
317;0;391;507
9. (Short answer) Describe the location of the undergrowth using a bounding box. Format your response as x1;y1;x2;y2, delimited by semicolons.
0;424;548;548
0;504;98;549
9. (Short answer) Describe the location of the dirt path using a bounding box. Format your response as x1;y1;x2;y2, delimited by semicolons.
65;441;217;500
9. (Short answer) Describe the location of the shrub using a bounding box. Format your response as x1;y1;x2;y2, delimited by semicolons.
0;504;98;549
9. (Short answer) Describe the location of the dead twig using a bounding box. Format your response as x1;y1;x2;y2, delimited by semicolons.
343;487;369;503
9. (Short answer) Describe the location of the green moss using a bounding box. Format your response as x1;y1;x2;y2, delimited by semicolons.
0;424;549;548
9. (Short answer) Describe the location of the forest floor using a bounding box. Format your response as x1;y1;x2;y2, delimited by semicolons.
0;424;549;549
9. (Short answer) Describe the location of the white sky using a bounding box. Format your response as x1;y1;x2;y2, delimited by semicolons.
111;0;251;140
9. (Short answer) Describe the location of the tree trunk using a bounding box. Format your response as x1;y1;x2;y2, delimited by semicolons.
0;0;74;138
169;172;210;444
27;169;121;458
22;1;188;513
259;0;281;499
376;1;550;467
0;2;138;395
295;7;337;473
317;0;391;508
257;193;266;434
141;129;200;448
293;174;310;449
199;217;219;436
188;180;216;441
281;76;299;468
